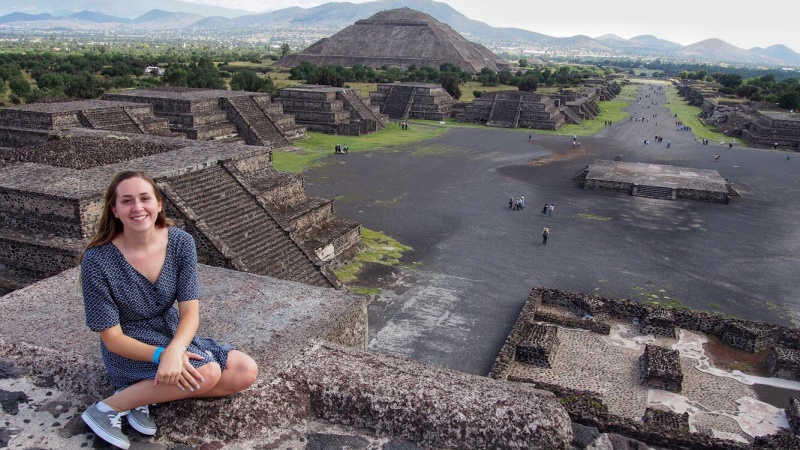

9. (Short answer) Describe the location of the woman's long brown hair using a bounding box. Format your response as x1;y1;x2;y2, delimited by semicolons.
80;171;172;262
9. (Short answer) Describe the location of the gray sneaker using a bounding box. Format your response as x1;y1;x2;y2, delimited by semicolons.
81;402;130;449
127;404;157;436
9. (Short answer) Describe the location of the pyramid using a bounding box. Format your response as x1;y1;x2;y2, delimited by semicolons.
275;8;511;74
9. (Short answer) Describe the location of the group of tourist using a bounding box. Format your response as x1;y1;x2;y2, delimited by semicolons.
334;144;349;154
509;194;525;210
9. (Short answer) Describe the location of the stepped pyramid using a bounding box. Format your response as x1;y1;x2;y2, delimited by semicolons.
275;8;511;74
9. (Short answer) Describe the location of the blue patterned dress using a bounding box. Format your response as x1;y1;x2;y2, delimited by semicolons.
81;227;231;389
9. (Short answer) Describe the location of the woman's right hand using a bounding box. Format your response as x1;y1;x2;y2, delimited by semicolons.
154;348;204;391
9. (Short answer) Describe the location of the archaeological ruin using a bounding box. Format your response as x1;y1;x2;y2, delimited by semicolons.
677;80;800;151
275;85;388;135
456;91;566;130
0;93;362;295
573;160;740;203
102;87;306;147
369;82;454;120
489;287;800;449
274;8;512;74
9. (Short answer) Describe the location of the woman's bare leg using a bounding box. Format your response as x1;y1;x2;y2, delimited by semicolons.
197;350;258;398
102;362;221;412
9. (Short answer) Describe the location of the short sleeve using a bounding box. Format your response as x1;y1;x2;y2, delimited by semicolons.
174;230;200;302
81;249;121;332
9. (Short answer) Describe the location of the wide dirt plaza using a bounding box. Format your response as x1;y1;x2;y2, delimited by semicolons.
302;82;799;376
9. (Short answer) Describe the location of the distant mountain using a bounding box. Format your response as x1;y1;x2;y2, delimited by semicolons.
69;11;129;24
0;0;250;19
750;45;800;65
0;12;52;24
0;0;798;67
677;38;780;65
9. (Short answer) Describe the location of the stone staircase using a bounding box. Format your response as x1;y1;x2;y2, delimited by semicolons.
80;108;144;134
163;164;335;288
232;164;362;264
225;96;291;148
633;185;674;200
381;85;416;119
339;89;386;130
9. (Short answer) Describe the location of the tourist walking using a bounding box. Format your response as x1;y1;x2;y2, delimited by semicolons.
520;195;525;209
79;171;258;450
541;203;548;216
509;197;514;209
549;204;554;216
542;227;549;245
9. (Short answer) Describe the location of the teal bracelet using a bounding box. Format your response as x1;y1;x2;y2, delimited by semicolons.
152;347;165;364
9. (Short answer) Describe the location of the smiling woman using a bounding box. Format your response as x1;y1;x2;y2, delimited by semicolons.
78;171;258;449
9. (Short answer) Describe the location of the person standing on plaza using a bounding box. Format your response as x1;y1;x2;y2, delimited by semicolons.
542;227;549;245
549;204;554;216
542;203;548;216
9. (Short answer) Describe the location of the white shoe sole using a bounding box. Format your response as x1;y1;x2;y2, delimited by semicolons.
128;414;157;436
82;410;131;449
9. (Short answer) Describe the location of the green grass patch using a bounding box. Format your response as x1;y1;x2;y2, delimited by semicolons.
663;85;730;144
578;212;612;221
348;287;382;296
273;121;448;173
333;227;413;285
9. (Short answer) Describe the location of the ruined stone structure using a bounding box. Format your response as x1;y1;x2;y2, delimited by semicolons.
643;408;690;434
489;287;800;449
102;87;306;147
742;111;800;150
274;8;512;74
789;398;800;433
640;307;677;338
515;324;559;368
0;99;177;148
0;122;362;294
369;82;454;120
765;346;800;381
721;320;778;352
456;90;565;130
276;85;388;135
676;80;799;151
573;160;740;203
639;344;683;393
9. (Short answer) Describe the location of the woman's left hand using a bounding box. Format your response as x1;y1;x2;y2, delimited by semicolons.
153;346;204;390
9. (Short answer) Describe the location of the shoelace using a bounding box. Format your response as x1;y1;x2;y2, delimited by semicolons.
134;405;150;416
109;411;127;429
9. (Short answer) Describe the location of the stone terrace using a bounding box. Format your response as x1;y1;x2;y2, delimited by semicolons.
574;160;738;203
0;99;175;147
0;267;573;449
103;87;306;147
456;90;565;130
369;82;454;121
742;111;800;151
0;129;360;293
276;85;388;135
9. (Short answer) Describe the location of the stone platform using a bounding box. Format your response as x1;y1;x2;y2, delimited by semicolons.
0;268;573;449
575;160;737;203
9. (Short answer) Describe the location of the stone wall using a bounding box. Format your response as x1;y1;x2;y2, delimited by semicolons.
765;346;800;381
515;323;559;368
639;344;683;393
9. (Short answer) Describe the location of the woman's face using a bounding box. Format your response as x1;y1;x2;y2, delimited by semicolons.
111;177;162;233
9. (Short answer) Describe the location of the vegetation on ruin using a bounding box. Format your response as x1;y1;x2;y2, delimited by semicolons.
333;228;414;290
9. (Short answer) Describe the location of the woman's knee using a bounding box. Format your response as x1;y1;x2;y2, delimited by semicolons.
228;351;258;390
194;362;222;394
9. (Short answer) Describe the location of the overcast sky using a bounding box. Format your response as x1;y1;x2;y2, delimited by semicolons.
184;0;798;52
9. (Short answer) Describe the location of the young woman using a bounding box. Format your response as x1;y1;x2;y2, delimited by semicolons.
80;171;258;449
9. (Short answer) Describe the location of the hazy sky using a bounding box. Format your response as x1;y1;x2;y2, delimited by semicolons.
184;0;798;52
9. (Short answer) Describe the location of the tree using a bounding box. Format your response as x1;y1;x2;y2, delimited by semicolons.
518;74;538;92
519;58;528;68
440;73;461;100
8;76;30;97
64;72;104;99
280;43;291;59
36;72;65;93
230;69;264;91
778;90;800;110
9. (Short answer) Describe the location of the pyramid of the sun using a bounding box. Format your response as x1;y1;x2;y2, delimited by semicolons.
275;7;512;74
